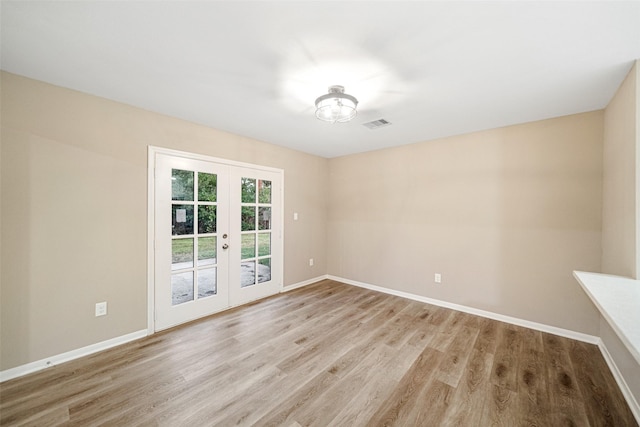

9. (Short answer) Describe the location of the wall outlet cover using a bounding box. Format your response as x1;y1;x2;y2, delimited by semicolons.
95;302;107;317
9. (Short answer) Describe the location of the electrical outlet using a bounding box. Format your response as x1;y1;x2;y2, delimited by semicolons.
294;212;299;221
95;301;107;317
309;258;314;267
434;273;442;284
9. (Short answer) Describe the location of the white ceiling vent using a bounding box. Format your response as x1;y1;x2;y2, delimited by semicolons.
362;118;392;130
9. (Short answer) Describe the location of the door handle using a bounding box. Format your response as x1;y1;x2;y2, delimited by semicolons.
222;243;229;250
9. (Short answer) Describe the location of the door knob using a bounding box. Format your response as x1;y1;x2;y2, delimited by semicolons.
222;243;229;250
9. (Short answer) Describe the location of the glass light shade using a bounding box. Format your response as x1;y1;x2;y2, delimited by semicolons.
315;86;358;123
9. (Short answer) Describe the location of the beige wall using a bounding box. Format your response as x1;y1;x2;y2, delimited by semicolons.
328;112;603;334
0;72;328;370
602;61;639;278
600;60;640;411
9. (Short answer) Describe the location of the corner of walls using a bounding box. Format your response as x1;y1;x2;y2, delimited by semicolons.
602;60;638;279
636;60;640;279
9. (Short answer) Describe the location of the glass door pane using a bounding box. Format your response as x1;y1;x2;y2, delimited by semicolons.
194;171;218;301
229;168;281;307
238;177;273;288
171;169;195;306
170;170;220;306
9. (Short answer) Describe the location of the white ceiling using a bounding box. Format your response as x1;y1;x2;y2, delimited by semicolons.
2;1;640;158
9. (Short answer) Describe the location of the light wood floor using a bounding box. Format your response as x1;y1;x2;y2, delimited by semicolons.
1;279;638;426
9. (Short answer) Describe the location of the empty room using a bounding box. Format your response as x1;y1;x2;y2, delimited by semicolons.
1;1;640;425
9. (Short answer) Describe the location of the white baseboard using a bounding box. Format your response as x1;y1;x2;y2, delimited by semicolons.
0;329;148;383
282;274;329;293
328;275;599;344
598;340;640;424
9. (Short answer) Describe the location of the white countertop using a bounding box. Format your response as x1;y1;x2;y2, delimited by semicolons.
574;271;640;364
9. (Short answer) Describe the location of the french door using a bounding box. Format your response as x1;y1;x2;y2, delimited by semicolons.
152;149;282;331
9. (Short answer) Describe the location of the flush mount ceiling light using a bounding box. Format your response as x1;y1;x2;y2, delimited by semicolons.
314;85;358;123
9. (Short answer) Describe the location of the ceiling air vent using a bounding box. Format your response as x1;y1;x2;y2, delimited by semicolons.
362;118;392;130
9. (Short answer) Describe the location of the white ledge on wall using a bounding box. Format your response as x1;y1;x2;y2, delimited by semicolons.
574;271;640;364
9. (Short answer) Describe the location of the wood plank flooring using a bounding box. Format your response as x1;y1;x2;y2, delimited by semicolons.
1;279;637;426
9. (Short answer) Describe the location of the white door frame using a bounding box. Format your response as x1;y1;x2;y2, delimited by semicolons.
147;146;284;334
